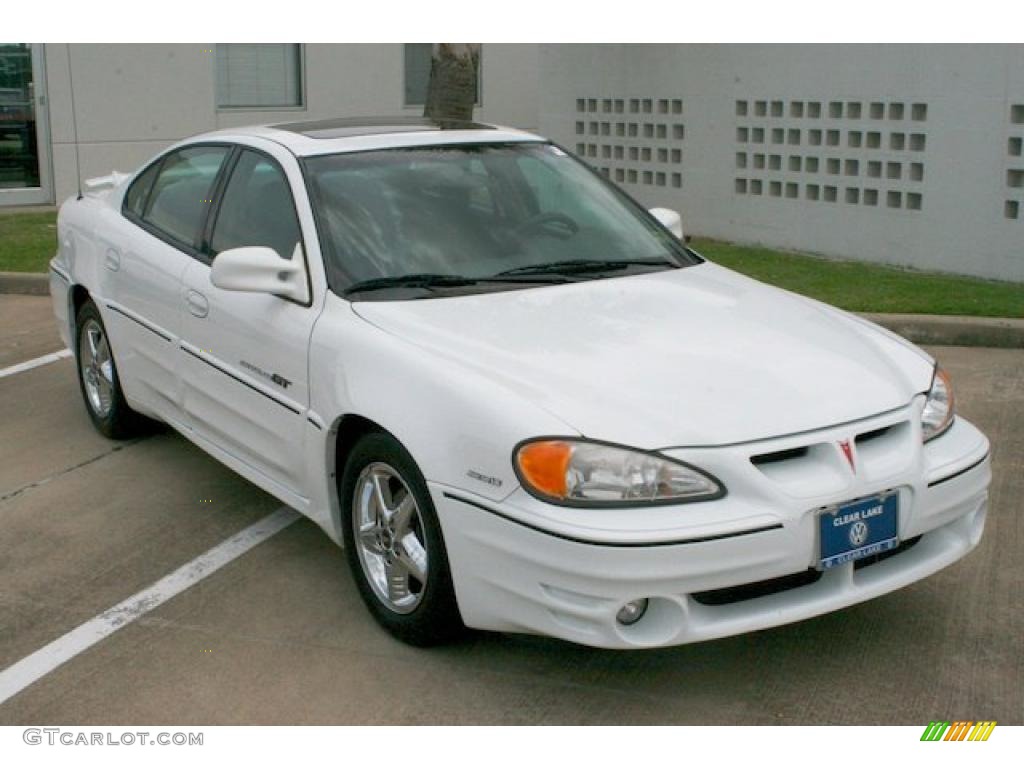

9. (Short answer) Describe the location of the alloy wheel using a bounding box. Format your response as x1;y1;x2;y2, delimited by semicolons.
78;318;114;418
352;462;429;614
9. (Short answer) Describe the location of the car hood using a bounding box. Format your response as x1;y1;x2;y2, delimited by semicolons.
351;262;935;448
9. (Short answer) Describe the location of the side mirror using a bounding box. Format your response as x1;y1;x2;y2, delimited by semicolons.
649;207;684;241
210;245;309;303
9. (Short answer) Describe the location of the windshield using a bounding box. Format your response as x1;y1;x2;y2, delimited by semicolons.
303;142;698;299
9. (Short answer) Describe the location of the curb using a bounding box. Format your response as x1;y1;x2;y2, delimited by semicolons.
862;313;1024;350
0;271;1019;348
0;271;49;296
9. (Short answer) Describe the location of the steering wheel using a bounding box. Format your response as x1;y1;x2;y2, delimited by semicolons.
513;211;580;240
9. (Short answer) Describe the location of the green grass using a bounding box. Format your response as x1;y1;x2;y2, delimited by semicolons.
692;238;1023;318
0;211;1020;317
0;210;57;273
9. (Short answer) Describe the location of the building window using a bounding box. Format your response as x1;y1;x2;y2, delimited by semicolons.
215;44;303;109
403;44;482;107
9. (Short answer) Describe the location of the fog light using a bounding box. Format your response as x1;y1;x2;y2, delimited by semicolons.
616;598;649;626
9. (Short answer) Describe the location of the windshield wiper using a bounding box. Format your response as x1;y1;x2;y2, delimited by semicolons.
494;258;676;277
344;273;479;295
343;272;572;296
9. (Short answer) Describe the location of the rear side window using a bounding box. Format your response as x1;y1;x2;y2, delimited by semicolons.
210;149;301;260
142;146;230;247
123;162;160;218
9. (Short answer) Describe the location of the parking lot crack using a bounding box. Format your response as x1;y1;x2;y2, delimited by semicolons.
0;439;145;504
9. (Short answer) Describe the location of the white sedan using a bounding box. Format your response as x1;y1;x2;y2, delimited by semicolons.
49;118;991;648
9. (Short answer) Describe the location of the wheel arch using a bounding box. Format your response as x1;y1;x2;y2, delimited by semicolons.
332;412;390;474
326;412;406;537
69;284;91;343
330;413;466;644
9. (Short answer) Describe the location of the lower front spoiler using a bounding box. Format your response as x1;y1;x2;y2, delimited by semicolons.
431;481;988;650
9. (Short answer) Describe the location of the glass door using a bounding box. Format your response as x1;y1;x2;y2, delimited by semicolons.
0;44;51;206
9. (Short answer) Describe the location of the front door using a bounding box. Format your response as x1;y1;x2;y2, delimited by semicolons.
0;43;51;206
179;147;316;500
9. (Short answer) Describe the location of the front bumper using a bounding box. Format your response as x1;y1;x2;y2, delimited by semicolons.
431;410;990;649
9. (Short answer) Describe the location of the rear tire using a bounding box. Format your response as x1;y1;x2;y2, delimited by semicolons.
339;431;464;646
74;299;150;439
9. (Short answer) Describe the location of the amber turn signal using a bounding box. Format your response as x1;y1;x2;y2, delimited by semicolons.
516;440;573;498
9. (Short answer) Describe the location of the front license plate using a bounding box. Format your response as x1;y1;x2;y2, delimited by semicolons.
818;491;899;570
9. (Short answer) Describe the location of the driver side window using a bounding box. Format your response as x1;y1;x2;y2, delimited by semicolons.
210;149;302;261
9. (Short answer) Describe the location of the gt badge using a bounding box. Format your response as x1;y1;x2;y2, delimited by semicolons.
240;360;292;390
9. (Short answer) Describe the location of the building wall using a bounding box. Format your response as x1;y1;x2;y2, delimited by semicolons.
538;44;1024;281
43;43;539;204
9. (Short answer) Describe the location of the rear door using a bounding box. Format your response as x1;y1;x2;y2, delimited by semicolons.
178;145;317;500
101;144;231;421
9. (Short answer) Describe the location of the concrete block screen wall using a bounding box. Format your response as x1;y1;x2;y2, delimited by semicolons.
1007;103;1024;222
539;44;1024;282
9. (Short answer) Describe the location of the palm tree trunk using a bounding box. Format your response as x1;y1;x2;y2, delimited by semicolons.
423;44;480;122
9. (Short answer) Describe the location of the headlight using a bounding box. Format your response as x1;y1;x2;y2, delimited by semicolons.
513;439;724;506
921;366;955;442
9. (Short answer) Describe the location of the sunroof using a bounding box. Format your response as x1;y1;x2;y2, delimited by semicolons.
272;116;496;140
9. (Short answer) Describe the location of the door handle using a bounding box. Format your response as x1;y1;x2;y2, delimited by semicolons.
103;248;121;271
186;289;209;318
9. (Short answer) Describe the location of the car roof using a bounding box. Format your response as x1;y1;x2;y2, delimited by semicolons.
193;116;545;157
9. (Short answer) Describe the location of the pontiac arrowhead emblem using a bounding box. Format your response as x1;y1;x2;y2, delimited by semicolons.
838;439;856;473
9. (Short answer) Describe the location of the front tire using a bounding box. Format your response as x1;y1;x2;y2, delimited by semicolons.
74;299;148;439
339;431;464;646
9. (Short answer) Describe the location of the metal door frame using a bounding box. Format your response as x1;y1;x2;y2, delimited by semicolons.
0;44;54;207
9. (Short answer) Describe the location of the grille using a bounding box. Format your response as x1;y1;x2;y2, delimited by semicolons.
691;535;923;606
692;569;822;606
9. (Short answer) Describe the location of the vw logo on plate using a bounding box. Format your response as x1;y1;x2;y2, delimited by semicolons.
849;520;869;547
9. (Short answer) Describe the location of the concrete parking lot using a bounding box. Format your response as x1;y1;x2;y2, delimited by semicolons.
0;293;1021;725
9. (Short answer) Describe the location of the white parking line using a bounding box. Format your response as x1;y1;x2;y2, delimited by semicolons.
0;348;73;379
0;506;301;706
